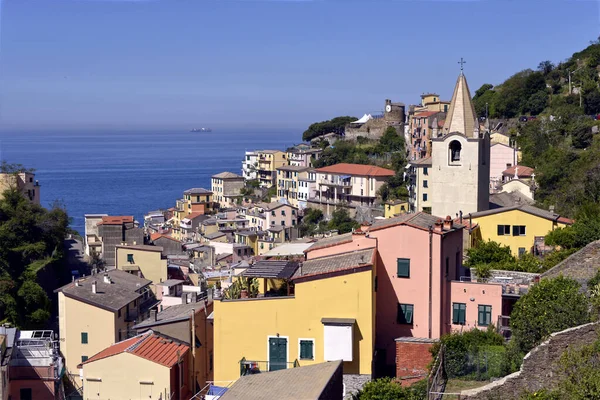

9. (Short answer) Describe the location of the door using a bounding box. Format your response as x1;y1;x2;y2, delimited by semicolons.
268;337;287;371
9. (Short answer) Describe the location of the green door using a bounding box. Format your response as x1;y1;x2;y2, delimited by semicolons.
268;337;287;371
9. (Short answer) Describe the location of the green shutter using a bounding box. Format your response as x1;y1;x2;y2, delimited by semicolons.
497;225;503;236
398;303;414;324
300;340;313;359
81;355;88;363
405;305;414;324
460;305;466;325
453;303;459;324
397;258;410;278
81;332;88;344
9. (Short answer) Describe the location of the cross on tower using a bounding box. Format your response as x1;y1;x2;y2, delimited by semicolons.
458;57;466;75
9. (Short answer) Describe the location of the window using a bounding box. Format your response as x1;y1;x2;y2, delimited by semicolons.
271;211;275;216
423;193;428;202
423;167;428;175
449;140;462;163
292;220;296;226
20;388;32;400
127;253;134;263
453;303;466;325
497;225;511;236
81;355;88;363
299;339;314;360
397;303;414;324
478;305;492;326
292;210;295;215
512;225;526;236
423;180;428;188
423;207;432;214
281;221;285;226
281;210;285;216
445;257;449;277
397;258;410;278
209;351;213;371
81;332;88;344
518;247;526;257
118;309;121;318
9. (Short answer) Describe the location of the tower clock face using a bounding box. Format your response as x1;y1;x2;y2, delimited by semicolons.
386;105;392;112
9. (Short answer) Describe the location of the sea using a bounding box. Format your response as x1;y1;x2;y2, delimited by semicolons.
0;129;299;234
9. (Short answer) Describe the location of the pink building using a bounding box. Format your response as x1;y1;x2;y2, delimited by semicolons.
306;212;464;374
305;212;538;378
490;143;517;188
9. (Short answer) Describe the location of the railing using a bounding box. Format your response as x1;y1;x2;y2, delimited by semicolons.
239;358;299;376
497;315;511;340
319;179;352;187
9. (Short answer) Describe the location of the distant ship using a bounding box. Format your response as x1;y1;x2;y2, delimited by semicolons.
190;128;212;132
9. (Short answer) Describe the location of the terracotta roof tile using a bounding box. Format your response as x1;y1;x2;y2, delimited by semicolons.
99;216;134;225
292;248;375;281
414;111;439;118
315;163;394;177
83;332;189;368
502;165;534;177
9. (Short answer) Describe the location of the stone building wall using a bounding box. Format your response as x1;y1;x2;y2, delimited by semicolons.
345;119;403;141
462;322;600;399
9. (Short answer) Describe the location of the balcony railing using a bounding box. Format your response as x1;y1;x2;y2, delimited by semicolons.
319;179;352;187
497;315;511;340
239;357;299;376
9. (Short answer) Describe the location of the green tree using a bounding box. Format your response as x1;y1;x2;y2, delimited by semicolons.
378;126;405;152
538;60;555;75
0;185;70;328
328;208;359;234
465;240;515;268
510;276;589;354
302;116;357;142
356;378;426;400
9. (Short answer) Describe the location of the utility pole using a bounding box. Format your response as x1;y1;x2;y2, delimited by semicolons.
568;59;582;95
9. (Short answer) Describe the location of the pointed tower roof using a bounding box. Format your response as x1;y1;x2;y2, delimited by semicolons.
442;73;478;138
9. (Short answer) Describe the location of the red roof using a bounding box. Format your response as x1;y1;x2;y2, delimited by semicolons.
187;212;204;220
315;163;395;177
557;216;574;225
151;232;179;242
438;119;445;128
502;165;534;177
83;333;189;368
99;216;134;225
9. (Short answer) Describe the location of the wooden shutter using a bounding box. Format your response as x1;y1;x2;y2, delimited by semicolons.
453;303;460;324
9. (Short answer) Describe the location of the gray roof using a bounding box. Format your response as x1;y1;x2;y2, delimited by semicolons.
133;300;209;330
205;231;226;240
292;248;374;280
57;270;151;312
242;260;299;279
219;361;343;400
212;171;243;179
409;157;432;167
370;212;462;233
183;188;212;195
268;225;285;233
489;191;534;208
259;149;284;154
256;201;297;211
470;204;561;221
542;240;600;292
276;165;311;172
115;244;163;253
306;233;353;251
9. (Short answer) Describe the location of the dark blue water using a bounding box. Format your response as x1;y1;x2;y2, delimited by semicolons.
0;129;298;234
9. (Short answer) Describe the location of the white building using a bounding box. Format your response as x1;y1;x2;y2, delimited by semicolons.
298;169;317;210
407;157;432;213
430;71;490;218
490;143;517;190
308;163;395;216
242;151;258;180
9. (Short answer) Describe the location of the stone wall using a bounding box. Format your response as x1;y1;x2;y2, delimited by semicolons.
462;322;600;399
345;119;403;142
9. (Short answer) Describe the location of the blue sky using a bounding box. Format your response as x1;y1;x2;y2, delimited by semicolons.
0;0;598;131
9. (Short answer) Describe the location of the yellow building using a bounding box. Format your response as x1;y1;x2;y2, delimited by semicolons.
0;171;40;204
115;245;168;293
172;188;215;240
55;270;157;385
468;205;573;256
276;165;310;207
256;150;287;188
81;332;192;400
213;248;376;382
384;200;409;218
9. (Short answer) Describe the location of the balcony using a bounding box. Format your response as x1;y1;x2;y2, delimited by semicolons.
497;315;511;339
319;179;352;188
239;357;299;376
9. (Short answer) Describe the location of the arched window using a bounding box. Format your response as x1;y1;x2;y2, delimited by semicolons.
449;140;462;163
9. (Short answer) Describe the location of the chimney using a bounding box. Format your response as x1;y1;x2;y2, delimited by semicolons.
549;205;555;213
434;219;443;233
92;281;97;294
75;280;81;287
150;309;157;321
443;215;453;231
459;210;463;224
103;274;111;284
